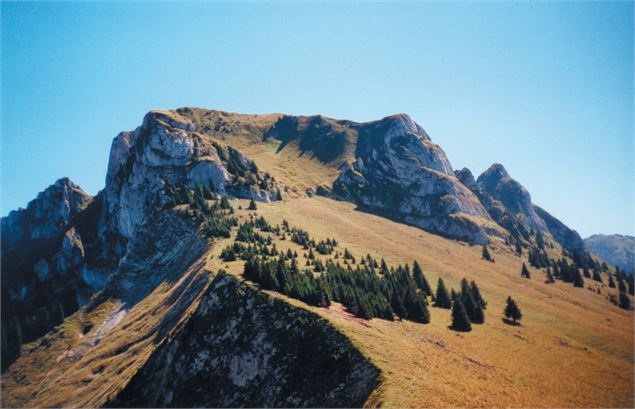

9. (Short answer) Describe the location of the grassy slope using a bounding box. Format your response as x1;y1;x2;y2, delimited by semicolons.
218;198;633;408
1;239;217;408
3;109;632;407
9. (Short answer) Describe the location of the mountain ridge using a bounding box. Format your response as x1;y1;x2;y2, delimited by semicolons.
1;107;632;408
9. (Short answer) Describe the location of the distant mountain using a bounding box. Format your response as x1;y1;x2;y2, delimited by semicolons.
585;234;635;273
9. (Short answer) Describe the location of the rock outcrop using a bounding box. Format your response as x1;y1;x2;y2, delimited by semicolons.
267;114;503;244
584;234;635;273
1;178;90;319
456;164;585;253
103;110;282;240
109;274;379;408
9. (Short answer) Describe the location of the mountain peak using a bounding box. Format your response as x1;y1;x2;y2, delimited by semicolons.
478;163;509;183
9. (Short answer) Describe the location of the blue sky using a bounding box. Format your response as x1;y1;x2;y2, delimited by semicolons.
2;1;633;237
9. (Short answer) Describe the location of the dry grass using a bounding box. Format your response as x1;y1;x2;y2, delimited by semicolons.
226;197;634;408
1;241;218;408
3;196;632;408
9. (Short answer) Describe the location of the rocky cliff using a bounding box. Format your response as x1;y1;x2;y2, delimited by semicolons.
456;164;585;253
585;234;635;273
265;113;503;244
1;178;91;324
109;274;379;408
103;110;282;241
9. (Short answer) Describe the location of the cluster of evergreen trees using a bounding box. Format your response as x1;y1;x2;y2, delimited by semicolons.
524;244;633;311
159;181;238;238
447;278;487;331
223;216;492;328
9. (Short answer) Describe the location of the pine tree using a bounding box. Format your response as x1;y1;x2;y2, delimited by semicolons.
451;298;472;332
391;294;407;320
434;278;452;309
470;281;487;309
618;279;627;293
608;274;616;288
521;263;531;279
219;196;231;209
572;267;584;288
504;296;522;324
515;240;522;257
413;261;432;296
248;199;258;210
482;246;494;262
592;269;602;283
545;267;555;284
618;292;631;310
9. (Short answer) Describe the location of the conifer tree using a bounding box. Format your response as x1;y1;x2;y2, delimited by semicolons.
592;269;602;283
248;199;258;210
572;267;584;288
618;292;631;310
451;298;472;332
515;240;522;257
608;274;616;288
413;261;432;296
391;294;407;320
434;278;452;309
521;263;531;279
618;279;627;293
504;296;522;324
482;245;494;262
470;281;487;309
545;267;555;284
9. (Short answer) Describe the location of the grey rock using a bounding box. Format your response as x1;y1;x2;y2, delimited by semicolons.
110;274;379;408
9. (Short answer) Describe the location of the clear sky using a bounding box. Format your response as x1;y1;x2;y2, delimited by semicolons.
2;1;633;237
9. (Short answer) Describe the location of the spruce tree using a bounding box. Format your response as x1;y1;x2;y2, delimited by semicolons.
470;281;487;309
521;262;531;279
248;199;258;210
608;274;616;288
482;245;494;262
451;298;472;332
572;267;584;288
434;278;452;309
618;292;631;310
413;261;432;296
504;296;522;324
592;269;602;283
545;267;555;284
618;279;627;293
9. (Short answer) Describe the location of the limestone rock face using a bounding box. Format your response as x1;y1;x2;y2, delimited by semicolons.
457;164;585;253
1;179;89;297
584;234;635;272
476;164;545;232
535;205;585;253
103;110;280;240
1;178;89;256
330;115;500;244
110;274;379;408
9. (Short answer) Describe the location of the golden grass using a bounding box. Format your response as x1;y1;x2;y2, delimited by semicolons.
1;241;218;408
227;197;634;408
3;195;632;408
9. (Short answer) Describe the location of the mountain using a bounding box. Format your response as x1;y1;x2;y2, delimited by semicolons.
1;108;632;408
456;164;585;253
585;234;635;273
